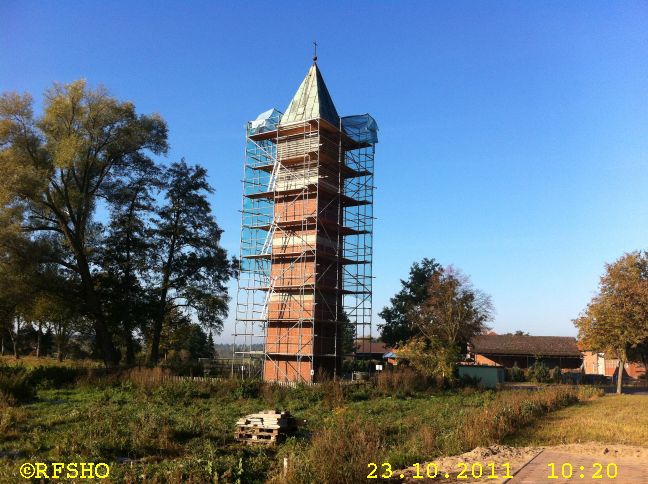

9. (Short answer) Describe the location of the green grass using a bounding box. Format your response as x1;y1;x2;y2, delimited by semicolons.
506;394;648;447
0;382;273;482
0;369;598;483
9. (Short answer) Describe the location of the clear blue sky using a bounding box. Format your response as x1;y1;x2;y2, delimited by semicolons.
2;1;647;340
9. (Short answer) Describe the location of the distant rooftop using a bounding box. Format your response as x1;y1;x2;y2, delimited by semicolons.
354;339;390;355
280;62;340;126
470;334;581;357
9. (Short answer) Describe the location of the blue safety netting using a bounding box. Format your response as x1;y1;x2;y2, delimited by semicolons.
342;114;379;144
249;109;378;145
248;108;282;134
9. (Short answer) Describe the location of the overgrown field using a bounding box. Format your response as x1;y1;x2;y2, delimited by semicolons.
0;364;602;483
507;393;648;447
0;355;104;369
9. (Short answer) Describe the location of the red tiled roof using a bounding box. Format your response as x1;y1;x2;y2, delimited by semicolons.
354;339;389;355
470;335;581;357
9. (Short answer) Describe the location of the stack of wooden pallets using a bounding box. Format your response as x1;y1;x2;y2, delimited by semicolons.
235;410;297;445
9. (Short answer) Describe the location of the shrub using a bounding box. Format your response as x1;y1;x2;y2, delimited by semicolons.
343;384;373;402
130;411;176;453
321;380;344;409
507;363;525;382
120;367;171;388
279;412;383;484
0;399;27;438
277;383;324;409
576;385;605;400
152;380;211;404
26;365;83;388
342;359;373;373
461;386;580;448
0;371;34;404
376;367;428;396
458;374;482;388
160;358;204;377
233;378;262;399
527;361;550;383
550;366;562;383
260;382;290;406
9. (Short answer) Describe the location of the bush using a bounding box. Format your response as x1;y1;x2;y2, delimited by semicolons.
527;361;550;383
152;380;211;404
276;383;324;409
342;359;376;374
321;380;344;409
160;358;204;377
576;385;605;400
461;386;580;448
550;366;562;383
233;378;262;399
278;412;383;484
121;367;171;388
458;374;482;388
0;371;34;404
507;363;525;382
0;398;27;438
260;382;290;406
376;367;429;396
26;365;83;388
343;384;373;402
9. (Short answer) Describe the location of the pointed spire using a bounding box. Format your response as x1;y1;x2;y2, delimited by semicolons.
280;61;340;126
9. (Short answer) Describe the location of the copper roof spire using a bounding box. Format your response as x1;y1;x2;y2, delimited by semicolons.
280;52;340;126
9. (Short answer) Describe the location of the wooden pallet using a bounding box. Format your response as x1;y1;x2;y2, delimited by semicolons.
235;410;296;445
235;430;285;445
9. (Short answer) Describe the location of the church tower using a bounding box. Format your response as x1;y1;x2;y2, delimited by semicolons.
234;58;377;383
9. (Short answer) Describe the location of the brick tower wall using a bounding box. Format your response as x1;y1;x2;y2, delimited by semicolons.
263;124;345;382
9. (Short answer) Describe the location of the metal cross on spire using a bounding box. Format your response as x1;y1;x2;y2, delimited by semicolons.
313;41;318;62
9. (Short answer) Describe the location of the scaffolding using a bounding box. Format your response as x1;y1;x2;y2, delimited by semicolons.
233;105;376;383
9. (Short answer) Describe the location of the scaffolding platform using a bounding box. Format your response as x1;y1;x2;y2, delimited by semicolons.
233;61;377;383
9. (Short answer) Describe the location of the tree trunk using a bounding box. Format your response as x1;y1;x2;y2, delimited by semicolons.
148;215;179;365
89;297;119;366
1;334;4;356
123;194;137;367
124;328;135;365
148;267;172;366
77;255;120;366
57;339;64;362
60;220;120;366
616;359;625;394
148;309;164;365
10;316;20;360
36;323;42;357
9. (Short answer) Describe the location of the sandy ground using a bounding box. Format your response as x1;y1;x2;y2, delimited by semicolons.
550;443;648;462
396;443;648;483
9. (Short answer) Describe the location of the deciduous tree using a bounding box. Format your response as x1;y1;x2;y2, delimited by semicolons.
100;164;161;364
0;80;168;365
574;251;648;394
378;258;442;346
147;160;232;364
401;266;493;378
409;266;493;352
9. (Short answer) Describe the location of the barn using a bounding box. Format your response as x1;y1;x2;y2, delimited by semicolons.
469;334;582;369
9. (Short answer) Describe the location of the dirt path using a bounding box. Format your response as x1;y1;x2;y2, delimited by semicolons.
397;444;648;483
398;445;542;483
510;447;648;483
